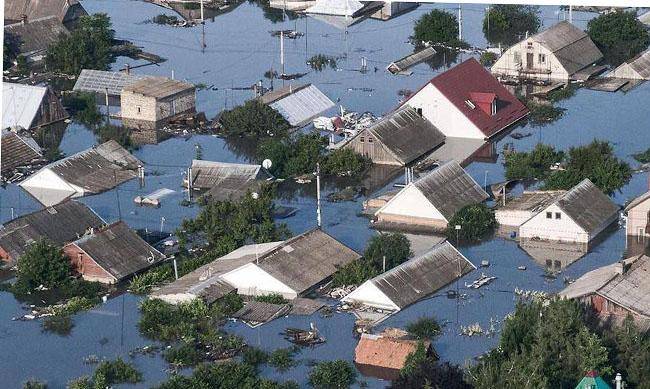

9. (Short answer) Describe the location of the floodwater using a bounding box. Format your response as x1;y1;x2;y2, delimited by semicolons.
1;1;650;387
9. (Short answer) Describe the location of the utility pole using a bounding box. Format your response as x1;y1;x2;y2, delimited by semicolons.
316;163;322;228
187;165;192;202
280;30;285;77
569;5;573;24
458;4;463;42
104;87;110;125
455;224;461;326
200;0;204;23
160;216;165;232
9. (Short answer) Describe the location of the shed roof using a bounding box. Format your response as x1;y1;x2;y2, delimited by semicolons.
574;371;612;389
406;58;529;138
4;16;69;57
532;21;603;75
190;160;271;199
71;221;164;281
4;0;86;23
496;190;566;213
264;84;335;127
73;69;149;96
354;333;425;371
366;241;475;309
255;229;361;294
122;77;195;99
411;160;489;220
2;83;47;130
1;129;42;174
232;301;291;326
387;46;437;74
614;49;650;79
362;106;445;165
0;200;104;262
555;179;619;234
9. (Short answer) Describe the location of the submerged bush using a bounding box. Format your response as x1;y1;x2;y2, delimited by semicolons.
406;317;442;340
309;360;356;389
446;204;497;243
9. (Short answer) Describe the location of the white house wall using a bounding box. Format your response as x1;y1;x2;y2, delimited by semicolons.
405;84;485;139
519;204;588;243
627;198;650;237
495;209;534;227
491;39;570;81
342;281;400;311
220;263;297;299
376;185;446;222
610;64;645;80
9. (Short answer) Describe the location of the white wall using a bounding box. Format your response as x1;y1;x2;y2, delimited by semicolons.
519;204;588;243
342;281;400;311
220;263;297;299
491;39;570;81
495;209;534;227
405;84;485;139
376;184;446;222
627;197;650;236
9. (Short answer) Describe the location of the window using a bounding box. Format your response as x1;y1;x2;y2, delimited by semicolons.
546;212;552;219
368;137;373;143
491;100;497;116
555;212;561;220
136;106;141;114
360;137;365;143
527;42;533;49
416;108;423;116
514;51;521;64
538;53;546;64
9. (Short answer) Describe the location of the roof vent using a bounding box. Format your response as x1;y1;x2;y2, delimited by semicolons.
46;207;58;214
465;100;476;109
282;245;294;253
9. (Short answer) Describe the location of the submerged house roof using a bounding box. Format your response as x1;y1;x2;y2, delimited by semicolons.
260;84;335;127
122;77;195;99
189;160;273;202
3;83;47;130
1;129;42;175
497;190;566;213
406;58;529;138
610;49;650;80
553;179;619;234
73;69;149;97
387;46;437;74
354;333;429;379
355;106;445;165
343;241;475;310
232;301;292;327
306;0;365;17
4;0;87;24
624;190;650;213
68;221;165;282
0;200;104;262
531;21;603;76
4;16;69;60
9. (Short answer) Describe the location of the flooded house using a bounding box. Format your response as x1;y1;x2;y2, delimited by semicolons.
3;83;68;130
343;106;445;166
402;58;529;140
1;129;43;178
120;77;196;130
4;0;87;29
220;229;361;299
19;140;142;206
495;190;567;230
258;84;335;128
491;21;604;82
608;49;650;80
387;46;437;75
0;200;104;264
342;241;475;312
354;332;433;381
624;189;650;237
373;160;489;232
4;16;70;65
185;160;273;202
63;221;165;284
73;69;150;105
519;179;620;250
559;254;650;329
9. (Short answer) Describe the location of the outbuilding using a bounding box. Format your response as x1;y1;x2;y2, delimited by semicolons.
624;189;650;238
519;179;619;248
3;83;68;130
342;241;475;311
354;332;433;381
402;58;529;140
608;49;650;80
374;160;488;232
4;16;70;64
259;84;335;128
185;160;273;202
495;190;566;228
1;129;43;178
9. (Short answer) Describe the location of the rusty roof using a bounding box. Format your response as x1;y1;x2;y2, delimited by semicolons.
354;333;427;371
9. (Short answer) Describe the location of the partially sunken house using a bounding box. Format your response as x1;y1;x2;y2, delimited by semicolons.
258;84;335;128
560;254;650;329
374;160;489;231
4;16;70;64
495;190;567;228
63;221;165;284
403;58;529;140
220;229;361;299
0;200;104;264
3;83;68;130
354;332;433;381
624;189;650;238
491;21;604;82
1;129;43;178
343;106;445;166
120;77;196;129
19;140;142;206
519;179;619;249
73;69;150;104
4;0;87;28
185;160;273;202
609;49;650;80
342;241;475;311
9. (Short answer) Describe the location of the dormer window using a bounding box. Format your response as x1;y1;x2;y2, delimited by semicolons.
491;99;497;115
468;92;497;116
465;100;476;109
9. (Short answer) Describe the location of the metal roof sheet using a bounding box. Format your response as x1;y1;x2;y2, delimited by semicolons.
2;83;47;130
387;47;437;74
531;21;603;75
268;84;335;127
4;0;86;23
496;190;566;213
232;301;291;325
73;69;148;96
4;16;69;57
616;49;650;79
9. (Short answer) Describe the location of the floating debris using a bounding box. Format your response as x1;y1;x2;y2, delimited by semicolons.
480;260;490;267
284;323;326;346
330;285;355;299
510;131;533;139
518;266;527;271
327;186;363;202
465;273;497;289
83;355;100;365
270;30;304;39
295;173;314;184
460;323;484;337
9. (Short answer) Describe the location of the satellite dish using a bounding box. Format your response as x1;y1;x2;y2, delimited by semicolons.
262;159;272;170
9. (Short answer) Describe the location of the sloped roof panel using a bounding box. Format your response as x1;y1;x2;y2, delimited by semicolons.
2;83;47;130
269;84;335;127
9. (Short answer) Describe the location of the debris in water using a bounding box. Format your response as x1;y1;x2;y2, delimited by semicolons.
460;323;484;337
465;273;497;289
480;260;490;267
284;323;325;346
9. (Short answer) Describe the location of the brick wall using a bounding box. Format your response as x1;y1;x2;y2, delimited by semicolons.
63;244;116;284
121;91;158;122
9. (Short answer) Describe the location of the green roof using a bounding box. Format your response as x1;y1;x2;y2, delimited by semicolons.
575;372;612;389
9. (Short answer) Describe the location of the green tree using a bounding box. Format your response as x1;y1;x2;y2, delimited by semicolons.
446;204;496;242
364;233;412;271
62;92;102;126
479;51;497;66
46;13;115;75
308;360;356;389
401;341;429;377
219;100;291;138
587;10;650;66
16;55;29;76
94;124;134;150
23;379;47;389
331;258;378;287
483;5;540;46
393;360;471;389
504;143;564;181
413;10;466;47
14;240;71;293
321;148;370;178
406;317;442;340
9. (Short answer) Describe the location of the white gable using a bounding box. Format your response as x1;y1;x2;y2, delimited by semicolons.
376;184;446;222
220;262;297;299
19;168;85;206
519;203;588;243
3;83;47;130
342;280;400;311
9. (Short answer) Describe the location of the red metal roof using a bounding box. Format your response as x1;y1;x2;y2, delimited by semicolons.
410;58;529;138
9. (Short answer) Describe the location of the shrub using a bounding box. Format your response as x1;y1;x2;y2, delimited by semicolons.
128;264;174;294
308;360;356;389
163;342;203;367
219;100;291;138
633;148;650;164
413;10;466;47
14;239;71;293
94;124;134;150
242;347;269;368
42;315;74;336
62;92;102;126
406;317;442;340
321;148;370;177
446;204;496;243
479;51;497;67
587;10;650;66
268;348;296;372
23;379;47;389
93;358;142;385
308;54;337;71
255;293;288;305
504;143;564;181
483;5;540;46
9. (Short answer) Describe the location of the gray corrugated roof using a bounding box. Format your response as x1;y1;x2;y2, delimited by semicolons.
0;200;104;262
233;301;291;325
532;21;602;75
190;160;272;202
369;241;475;309
555;179;619;234
123;77;194;99
624;190;650;212
268;84;335;127
4;0;86;24
73;70;149;96
3;83;47;130
1;129;42;174
412;160;489;220
497;190;566;212
620;49;650;79
256;229;361;294
387;47;437;74
72;221;164;281
365;106;445;165
4;16;69;57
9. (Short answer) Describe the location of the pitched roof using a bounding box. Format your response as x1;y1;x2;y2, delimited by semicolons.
411;160;489;220
614;49;650;79
262;84;335;127
0;200;104;261
364;241;475;309
531;21;603;75
306;0;365;17
1;129;42;174
388;46;437;74
3;83;47;130
354;333;425;371
4;16;69;57
73;69;150;96
232;301;291;326
575;371;612;389
409;58;529;138
4;0;86;24
24;140;142;194
496;190;566;213
190;159;270;191
363;106;445;165
255;229;361;294
555;179;619;233
122;77;195;99
624;190;650;212
71;221;164;281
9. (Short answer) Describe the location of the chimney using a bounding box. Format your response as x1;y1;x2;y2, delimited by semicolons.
125;63;130;75
615;373;623;389
614;261;626;275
